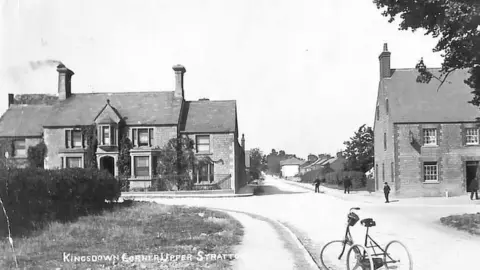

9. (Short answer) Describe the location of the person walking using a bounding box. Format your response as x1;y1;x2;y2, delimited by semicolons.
469;177;479;200
313;178;321;193
384;182;391;203
343;176;352;194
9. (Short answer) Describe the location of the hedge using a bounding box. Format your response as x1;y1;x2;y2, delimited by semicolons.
325;171;366;189
0;167;120;236
300;168;326;183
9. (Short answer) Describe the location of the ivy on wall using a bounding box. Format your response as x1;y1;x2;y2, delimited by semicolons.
80;125;98;169
117;124;132;178
27;141;48;168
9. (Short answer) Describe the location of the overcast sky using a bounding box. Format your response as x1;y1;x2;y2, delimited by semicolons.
0;0;443;158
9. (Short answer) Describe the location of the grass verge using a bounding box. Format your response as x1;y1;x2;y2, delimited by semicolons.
0;201;243;269
440;212;480;236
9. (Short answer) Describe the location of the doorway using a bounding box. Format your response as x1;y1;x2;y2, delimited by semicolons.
100;156;115;176
466;161;478;192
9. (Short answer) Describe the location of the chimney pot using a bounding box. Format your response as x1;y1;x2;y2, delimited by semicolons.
379;43;391;79
57;64;74;100
8;94;14;107
173;64;186;99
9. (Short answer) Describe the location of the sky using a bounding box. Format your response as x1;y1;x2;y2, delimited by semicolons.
0;0;444;159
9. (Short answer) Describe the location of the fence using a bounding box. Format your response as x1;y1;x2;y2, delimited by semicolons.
124;174;233;192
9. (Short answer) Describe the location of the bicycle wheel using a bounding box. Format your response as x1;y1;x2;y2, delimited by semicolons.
320;240;352;270
383;240;413;270
346;244;374;270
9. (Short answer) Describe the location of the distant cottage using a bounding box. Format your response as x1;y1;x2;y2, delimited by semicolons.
374;43;480;197
0;64;248;193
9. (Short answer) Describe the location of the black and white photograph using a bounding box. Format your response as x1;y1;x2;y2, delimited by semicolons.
0;0;479;269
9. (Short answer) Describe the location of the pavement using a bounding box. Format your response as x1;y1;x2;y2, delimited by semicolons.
282;178;480;207
127;175;480;270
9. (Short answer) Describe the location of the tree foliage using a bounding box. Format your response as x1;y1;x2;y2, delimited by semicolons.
81;125;97;169
249;148;266;173
343;124;374;173
156;136;196;177
373;0;480;102
117;132;133;178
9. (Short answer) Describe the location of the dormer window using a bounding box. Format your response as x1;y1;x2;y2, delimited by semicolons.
99;125;117;146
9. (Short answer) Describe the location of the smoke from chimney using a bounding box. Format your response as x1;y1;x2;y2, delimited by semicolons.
29;59;63;70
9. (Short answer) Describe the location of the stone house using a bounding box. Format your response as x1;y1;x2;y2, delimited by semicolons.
374;43;480;197
0;64;248;193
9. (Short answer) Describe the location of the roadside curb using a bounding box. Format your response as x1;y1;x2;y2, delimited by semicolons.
121;193;253;199
211;208;321;270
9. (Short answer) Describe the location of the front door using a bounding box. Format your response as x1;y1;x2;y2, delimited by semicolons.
466;161;478;192
100;156;115;176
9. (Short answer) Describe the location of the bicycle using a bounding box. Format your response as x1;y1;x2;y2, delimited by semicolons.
320;207;413;270
319;207;361;269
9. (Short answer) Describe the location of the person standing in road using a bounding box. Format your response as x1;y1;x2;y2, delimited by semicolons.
313;178;321;193
384;182;391;203
343;176;352;194
470;171;479;200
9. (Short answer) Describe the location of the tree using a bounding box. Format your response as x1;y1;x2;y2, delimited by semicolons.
343;124;374;173
373;0;480;103
250;148;264;173
27;141;47;168
307;154;319;162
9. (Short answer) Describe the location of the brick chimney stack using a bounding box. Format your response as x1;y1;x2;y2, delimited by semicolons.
57;64;74;100
173;64;186;99
8;94;14;107
379;43;391;79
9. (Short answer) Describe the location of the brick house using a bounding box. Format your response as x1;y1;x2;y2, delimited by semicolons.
374;43;480;197
0;64;248;193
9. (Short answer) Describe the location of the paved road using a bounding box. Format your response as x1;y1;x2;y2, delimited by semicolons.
141;175;480;270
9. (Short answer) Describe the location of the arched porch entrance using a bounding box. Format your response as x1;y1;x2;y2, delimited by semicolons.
100;156;115;176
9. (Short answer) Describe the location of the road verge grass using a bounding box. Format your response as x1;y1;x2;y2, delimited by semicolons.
0;201;243;269
440;212;480;236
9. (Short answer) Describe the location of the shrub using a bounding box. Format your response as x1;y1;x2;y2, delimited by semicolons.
27;141;48;168
0;167;120;236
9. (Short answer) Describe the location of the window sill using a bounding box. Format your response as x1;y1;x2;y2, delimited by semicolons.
422;145;438;148
465;144;480;147
423;181;440;184
195;152;212;156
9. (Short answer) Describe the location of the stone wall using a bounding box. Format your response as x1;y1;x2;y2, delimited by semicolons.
395;123;480;197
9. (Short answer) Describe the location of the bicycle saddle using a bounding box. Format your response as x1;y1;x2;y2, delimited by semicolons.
361;218;376;227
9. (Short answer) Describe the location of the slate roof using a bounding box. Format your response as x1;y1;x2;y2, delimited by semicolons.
180;100;237;133
383;68;480;123
0;105;53;137
43;91;183;126
280;157;305;166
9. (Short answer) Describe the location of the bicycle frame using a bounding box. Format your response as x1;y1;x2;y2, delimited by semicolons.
363;226;397;264
337;207;359;260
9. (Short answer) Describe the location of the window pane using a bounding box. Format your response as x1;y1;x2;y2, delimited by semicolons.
466;128;479;144
423;129;437;145
197;144;210;152
139;129;149;145
66;130;72;148
14;140;26;156
66;157;82;168
134;156;150;176
73;131;82;147
197;136;209;144
102;126;110;145
424;162;438;181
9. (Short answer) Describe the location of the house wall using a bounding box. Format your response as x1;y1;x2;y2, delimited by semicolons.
281;165;299;177
0;137;42;168
395;123;480;197
374;81;395;192
44;128;87;169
